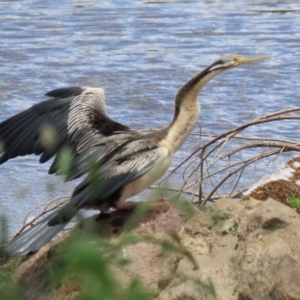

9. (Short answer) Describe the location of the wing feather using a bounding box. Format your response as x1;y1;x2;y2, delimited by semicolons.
1;113;37;145
66;132;143;181
0;111;35;139
0;98;71;163
48;150;160;226
0;87;133;179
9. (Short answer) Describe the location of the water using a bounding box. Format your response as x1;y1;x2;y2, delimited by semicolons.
1;0;300;232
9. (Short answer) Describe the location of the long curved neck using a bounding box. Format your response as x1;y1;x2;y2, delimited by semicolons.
160;67;222;153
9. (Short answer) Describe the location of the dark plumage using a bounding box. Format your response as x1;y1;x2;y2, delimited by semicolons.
0;87;130;172
45;86;84;99
1;55;267;255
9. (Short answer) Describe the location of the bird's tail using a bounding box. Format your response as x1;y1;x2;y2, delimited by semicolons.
5;211;69;256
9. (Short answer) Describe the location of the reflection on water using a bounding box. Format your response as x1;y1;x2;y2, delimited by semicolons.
1;0;300;232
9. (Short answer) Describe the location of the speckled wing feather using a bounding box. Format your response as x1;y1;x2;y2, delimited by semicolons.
0;87;131;176
49;146;164;225
65;131;144;180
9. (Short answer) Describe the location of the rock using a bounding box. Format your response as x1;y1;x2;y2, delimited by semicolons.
234;198;300;300
8;197;300;300
156;198;300;300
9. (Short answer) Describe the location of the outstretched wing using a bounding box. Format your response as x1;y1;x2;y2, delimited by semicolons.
0;87;131;175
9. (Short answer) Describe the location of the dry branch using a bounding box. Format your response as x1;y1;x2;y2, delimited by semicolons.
11;196;70;241
161;107;300;205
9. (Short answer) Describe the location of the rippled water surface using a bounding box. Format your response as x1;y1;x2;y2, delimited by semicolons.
1;0;300;232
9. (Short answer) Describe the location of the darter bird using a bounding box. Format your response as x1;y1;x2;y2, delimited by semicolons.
1;55;267;255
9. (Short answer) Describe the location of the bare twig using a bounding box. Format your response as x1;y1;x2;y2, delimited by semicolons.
10;196;70;241
219;142;300;160
161;107;300;205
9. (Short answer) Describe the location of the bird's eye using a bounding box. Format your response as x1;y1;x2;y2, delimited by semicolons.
233;56;242;63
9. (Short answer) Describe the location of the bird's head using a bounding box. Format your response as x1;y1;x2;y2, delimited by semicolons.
206;54;268;73
175;54;268;110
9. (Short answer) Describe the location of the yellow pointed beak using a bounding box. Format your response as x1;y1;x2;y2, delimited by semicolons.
236;55;269;65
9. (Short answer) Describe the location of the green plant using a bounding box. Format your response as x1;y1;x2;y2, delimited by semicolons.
287;195;300;210
52;234;153;300
211;210;231;225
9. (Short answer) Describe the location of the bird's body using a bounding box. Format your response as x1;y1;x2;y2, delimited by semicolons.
0;54;267;255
